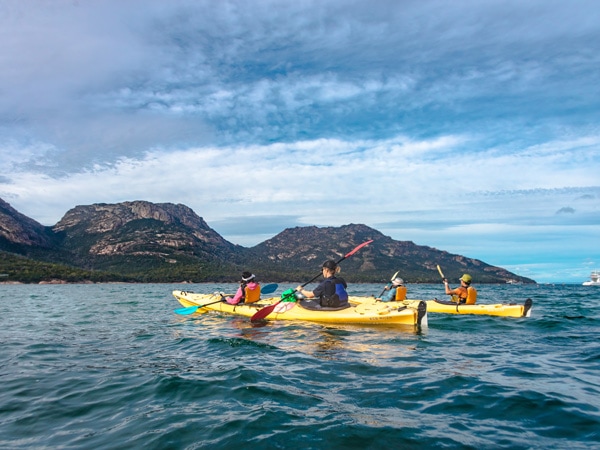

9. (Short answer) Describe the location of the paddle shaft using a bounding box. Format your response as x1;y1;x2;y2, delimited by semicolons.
438;264;460;307
300;240;374;288
299;239;374;290
377;270;399;297
174;296;224;315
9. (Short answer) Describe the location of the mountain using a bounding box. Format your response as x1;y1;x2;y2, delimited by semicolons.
51;201;249;280
247;224;528;284
0;198;56;253
0;198;535;284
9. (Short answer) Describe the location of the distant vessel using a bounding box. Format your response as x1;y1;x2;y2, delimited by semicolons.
506;279;522;285
582;271;600;286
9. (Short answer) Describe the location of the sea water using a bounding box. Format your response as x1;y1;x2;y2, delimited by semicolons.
0;282;598;449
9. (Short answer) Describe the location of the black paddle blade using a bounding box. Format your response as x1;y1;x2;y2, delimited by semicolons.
522;298;533;317
417;300;427;326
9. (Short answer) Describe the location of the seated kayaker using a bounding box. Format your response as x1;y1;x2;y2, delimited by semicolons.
378;277;407;302
296;260;349;308
444;273;477;304
225;271;261;305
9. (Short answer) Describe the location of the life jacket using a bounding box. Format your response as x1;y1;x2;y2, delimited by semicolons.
320;277;348;307
395;286;407;301
244;282;261;303
465;286;477;305
453;286;477;304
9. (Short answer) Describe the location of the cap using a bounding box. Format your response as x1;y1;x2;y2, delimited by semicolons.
322;260;338;270
459;274;472;284
392;277;404;286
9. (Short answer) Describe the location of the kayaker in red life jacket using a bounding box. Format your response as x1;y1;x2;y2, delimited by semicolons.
444;273;477;304
296;260;349;308
225;271;261;305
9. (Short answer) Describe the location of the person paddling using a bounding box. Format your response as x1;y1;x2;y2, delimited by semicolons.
296;260;349;308
444;273;477;304
378;276;407;302
225;271;261;305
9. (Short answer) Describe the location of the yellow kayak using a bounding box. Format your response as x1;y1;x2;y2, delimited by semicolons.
348;296;532;318
173;290;427;327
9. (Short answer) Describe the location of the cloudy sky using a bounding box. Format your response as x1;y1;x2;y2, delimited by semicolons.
1;0;599;283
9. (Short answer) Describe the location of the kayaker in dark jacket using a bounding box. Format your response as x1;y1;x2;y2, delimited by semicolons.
296;260;349;307
444;273;477;304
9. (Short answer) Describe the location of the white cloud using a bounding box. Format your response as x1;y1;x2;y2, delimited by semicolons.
1;0;599;282
3;133;598;225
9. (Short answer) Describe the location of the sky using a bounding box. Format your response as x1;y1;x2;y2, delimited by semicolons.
1;0;599;283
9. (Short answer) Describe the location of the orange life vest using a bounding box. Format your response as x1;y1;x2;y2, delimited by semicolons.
244;284;261;303
395;286;407;301
465;286;477;304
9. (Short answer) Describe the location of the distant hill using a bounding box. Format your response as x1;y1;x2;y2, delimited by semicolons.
246;224;528;283
50;201;249;280
0;198;56;251
0;198;536;284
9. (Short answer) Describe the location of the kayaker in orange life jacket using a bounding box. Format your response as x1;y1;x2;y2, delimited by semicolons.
296;260;349;308
378;277;407;302
225;271;261;305
444;273;477;304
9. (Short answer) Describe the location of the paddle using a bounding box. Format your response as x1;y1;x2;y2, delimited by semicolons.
174;283;278;315
522;298;533;317
376;270;399;298
250;240;374;322
416;300;427;327
438;264;460;309
436;264;446;283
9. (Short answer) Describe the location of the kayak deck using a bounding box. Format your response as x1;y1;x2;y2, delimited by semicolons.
173;290;427;326
425;298;532;317
349;296;533;318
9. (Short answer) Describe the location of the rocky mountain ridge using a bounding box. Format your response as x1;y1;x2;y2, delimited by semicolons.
0;198;55;249
52;201;241;258
0;198;536;284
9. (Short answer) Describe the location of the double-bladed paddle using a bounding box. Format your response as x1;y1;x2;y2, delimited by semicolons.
250;240;374;322
174;283;278;315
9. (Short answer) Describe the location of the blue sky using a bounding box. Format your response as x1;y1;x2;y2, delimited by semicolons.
1;0;599;283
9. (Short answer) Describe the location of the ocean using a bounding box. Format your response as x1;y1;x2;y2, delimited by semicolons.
1;282;598;449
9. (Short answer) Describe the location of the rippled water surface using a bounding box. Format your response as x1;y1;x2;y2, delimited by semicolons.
1;282;599;449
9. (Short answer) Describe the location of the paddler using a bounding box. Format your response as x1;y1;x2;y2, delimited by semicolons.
296;260;349;308
444;273;477;304
378;276;407;302
225;271;261;304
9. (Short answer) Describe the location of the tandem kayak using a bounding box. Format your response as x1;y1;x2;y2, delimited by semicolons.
348;297;533;318
173;290;427;327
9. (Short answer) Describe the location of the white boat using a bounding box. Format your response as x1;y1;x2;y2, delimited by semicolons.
582;271;600;286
